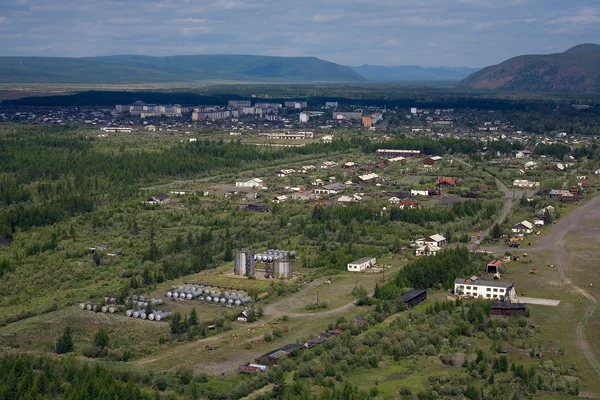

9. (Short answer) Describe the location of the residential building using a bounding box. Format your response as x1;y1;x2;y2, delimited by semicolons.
325;101;338;108
415;243;440;257
436;176;456;186
398;200;419;210
333;110;363;120
524;161;537;170
272;195;287;204
299;112;310;123
362;112;382;127
511;220;534;234
314;183;344;195
228;100;251;107
549;189;574;201
410;189;429;196
358;173;379;183
512;180;540;188
377;149;421;158
454;277;516;301
415;234;447;248
347;257;376;272
146;193;169;205
236;178;264;188
285;101;308;109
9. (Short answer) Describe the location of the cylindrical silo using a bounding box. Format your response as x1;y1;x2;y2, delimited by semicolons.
273;259;293;279
234;249;255;276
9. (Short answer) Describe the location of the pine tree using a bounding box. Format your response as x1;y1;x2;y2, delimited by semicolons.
189;308;198;326
56;326;74;354
93;329;109;349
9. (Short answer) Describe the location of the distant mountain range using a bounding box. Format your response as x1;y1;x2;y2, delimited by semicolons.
0;54;365;84
350;65;480;81
0;53;484;84
461;43;600;93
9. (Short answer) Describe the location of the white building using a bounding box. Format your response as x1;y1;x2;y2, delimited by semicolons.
272;195;287;204
347;257;376;272
454;277;516;301
299;112;310;123
511;220;533;234
236;178;264;188
415;234;447;248
415;243;440;257
410;189;429;196
512;180;540;188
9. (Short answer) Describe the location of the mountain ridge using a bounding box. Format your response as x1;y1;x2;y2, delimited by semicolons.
461;44;600;93
0;54;366;84
350;64;480;81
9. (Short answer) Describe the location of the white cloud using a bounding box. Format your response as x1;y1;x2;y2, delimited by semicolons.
383;39;398;46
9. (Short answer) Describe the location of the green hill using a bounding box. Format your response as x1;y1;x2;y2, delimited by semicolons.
0;54;366;84
461;44;600;93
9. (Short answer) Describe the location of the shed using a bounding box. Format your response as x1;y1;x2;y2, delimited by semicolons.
491;302;527;317
347;257;376;272
399;289;427;308
486;260;502;274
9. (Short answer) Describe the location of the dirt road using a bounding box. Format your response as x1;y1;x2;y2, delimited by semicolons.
469;178;533;250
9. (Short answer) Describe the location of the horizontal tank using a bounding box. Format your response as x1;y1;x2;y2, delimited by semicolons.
101;306;108;313
108;306;117;314
79;303;85;310
125;309;134;317
166;291;173;298
205;296;212;302
140;312;147;320
154;312;171;321
213;296;220;303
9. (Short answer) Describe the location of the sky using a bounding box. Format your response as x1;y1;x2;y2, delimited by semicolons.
0;0;599;67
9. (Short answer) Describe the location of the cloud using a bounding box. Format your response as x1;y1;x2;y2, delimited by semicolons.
0;0;598;67
311;14;342;23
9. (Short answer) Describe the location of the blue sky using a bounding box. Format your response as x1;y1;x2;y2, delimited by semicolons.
0;0;599;67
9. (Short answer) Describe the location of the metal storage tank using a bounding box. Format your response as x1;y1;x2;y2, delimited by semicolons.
126;309;135;317
273;259;293;279
234;249;255;276
205;296;212;302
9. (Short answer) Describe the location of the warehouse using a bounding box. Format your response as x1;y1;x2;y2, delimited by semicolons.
399;289;427;308
347;257;376;272
491;302;527;317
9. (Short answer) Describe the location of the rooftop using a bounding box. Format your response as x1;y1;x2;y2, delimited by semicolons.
455;278;514;288
349;257;376;265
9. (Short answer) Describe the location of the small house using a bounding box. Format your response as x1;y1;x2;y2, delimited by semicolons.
236;178;264;188
238;364;268;374
347;257;376;272
485;260;502;274
436;177;456;187
272;195;287;204
314;183;344;195
533;218;544;226
415;243;440;257
399;289;427;308
398;199;419;210
237;310;249;322
511;221;533;234
147;193;170;204
415;234;447;248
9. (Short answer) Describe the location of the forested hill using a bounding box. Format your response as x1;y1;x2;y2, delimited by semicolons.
350;65;479;81
0;54;366;84
461;43;600;93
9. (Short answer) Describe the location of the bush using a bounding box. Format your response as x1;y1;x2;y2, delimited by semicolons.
83;346;103;359
264;334;273;343
153;377;168;391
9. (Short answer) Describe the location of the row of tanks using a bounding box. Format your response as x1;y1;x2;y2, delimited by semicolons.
125;309;171;321
166;285;251;306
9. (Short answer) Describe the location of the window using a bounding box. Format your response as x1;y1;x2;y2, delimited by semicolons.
466;286;471;290
486;294;491;298
472;287;478;290
459;285;464;290
493;295;497;298
493;288;498;292
498;289;504;293
487;288;491;292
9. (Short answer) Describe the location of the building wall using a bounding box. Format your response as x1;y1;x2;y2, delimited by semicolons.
454;283;514;301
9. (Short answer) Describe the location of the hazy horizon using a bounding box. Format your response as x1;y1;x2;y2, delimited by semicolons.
0;0;599;67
